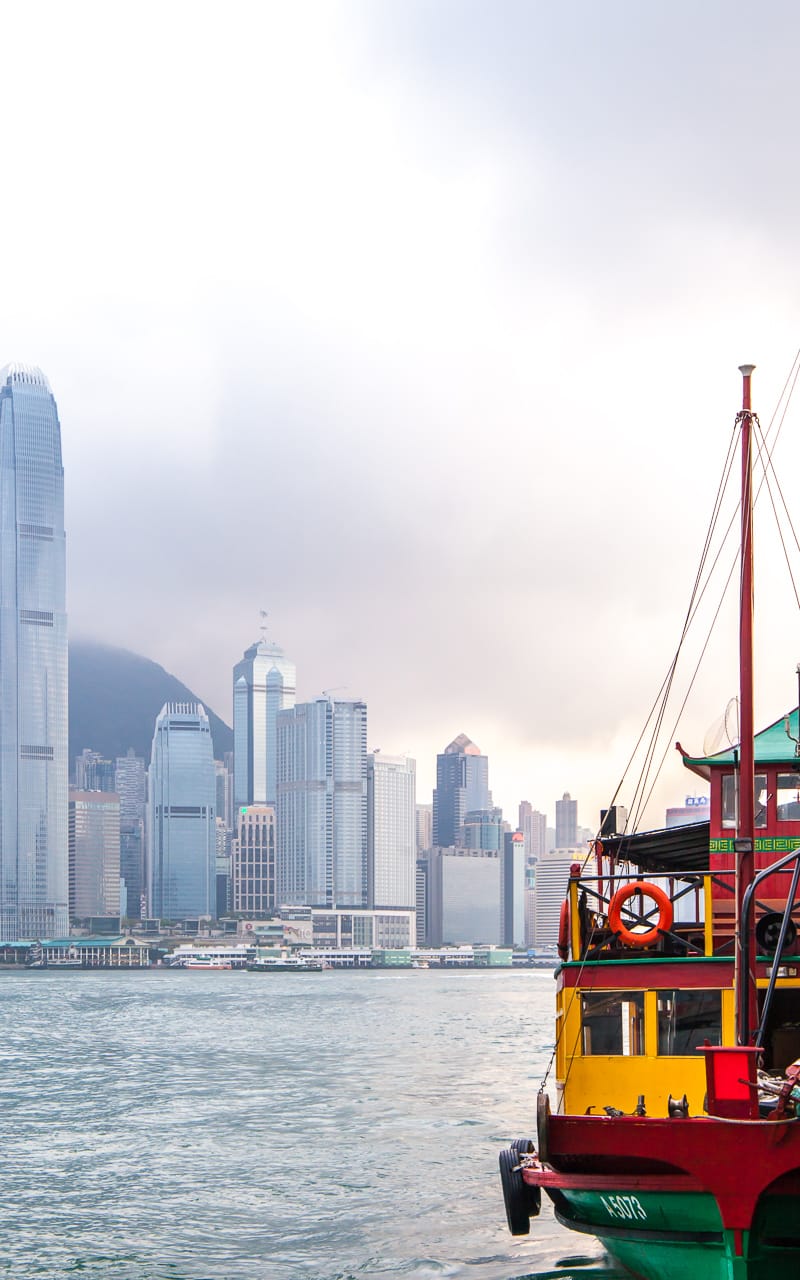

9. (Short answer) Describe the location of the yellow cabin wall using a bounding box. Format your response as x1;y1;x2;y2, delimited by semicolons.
556;985;736;1117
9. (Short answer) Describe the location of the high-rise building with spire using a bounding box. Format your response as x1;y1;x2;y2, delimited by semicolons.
233;638;296;809
0;364;68;940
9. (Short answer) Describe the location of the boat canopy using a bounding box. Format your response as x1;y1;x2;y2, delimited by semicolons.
601;820;710;874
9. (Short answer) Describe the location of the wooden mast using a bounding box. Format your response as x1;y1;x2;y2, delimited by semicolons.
736;362;757;1042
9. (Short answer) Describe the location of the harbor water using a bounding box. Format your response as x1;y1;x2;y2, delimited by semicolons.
0;968;621;1280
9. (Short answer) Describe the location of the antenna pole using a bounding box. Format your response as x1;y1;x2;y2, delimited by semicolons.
736;363;757;1043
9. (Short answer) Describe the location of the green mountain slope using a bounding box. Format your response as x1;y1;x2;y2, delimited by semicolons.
69;639;233;764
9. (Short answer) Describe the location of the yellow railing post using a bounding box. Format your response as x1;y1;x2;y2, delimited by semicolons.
703;874;714;956
569;867;581;959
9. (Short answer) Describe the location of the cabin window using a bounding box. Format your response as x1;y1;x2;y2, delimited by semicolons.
721;773;768;828
657;989;722;1054
777;772;800;821
581;991;645;1056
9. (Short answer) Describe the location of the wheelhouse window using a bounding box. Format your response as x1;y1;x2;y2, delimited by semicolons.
657;990;722;1054
777;772;800;821
581;991;645;1056
722;773;768;828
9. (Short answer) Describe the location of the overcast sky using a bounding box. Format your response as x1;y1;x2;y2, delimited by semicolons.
5;0;800;832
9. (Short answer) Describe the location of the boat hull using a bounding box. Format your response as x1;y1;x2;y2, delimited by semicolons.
513;1114;800;1280
552;1186;800;1280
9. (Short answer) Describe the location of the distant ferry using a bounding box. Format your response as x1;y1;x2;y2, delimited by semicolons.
247;955;324;973
168;945;252;970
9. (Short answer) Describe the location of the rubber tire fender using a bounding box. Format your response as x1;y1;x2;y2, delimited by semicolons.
499;1148;536;1235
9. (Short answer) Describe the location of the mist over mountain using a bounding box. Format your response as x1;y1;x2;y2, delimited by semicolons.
69;639;233;766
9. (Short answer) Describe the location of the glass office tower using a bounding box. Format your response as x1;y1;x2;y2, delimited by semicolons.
432;734;491;849
0;364;68;940
276;698;367;907
147;703;216;919
233;639;296;808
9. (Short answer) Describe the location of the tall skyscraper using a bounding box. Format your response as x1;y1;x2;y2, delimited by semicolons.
115;749;146;919
416;802;433;854
432;733;490;848
276;697;367;908
0;364;68;940
502;831;526;948
233;639;296;809
555;792;578;849
367;753;416;909
114;749;146;823
69;791;121;921
519;801;547;858
147;703;216;920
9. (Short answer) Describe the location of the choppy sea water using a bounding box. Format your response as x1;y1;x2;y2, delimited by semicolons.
0;969;623;1280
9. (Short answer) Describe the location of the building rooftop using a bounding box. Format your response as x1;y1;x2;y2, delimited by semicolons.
443;733;482;756
0;363;52;390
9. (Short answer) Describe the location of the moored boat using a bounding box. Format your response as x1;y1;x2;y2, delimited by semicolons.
247;954;324;973
499;365;800;1280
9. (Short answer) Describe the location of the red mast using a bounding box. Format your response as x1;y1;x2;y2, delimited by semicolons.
736;362;757;1042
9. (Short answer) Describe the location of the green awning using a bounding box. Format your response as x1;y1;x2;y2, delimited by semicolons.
681;707;800;769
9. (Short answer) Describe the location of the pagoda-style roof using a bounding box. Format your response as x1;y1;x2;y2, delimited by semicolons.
680;707;800;772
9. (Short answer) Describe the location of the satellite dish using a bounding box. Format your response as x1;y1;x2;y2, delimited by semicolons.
702;697;740;756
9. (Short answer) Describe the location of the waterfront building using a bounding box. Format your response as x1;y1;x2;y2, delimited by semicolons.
74;748;115;792
232;804;275;916
367;753;416;909
524;882;536;948
555;792;578;850
432;734;491;848
416;857;428;945
147;703;216;920
502;831;526;948
533;852;579;950
119;822;144;920
69;790;121;921
425;847;502;946
308;906;414;950
276;697;367;908
416;802;433;854
233;639;296;809
0;364;68;940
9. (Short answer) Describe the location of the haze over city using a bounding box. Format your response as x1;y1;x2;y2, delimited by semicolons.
5;0;800;826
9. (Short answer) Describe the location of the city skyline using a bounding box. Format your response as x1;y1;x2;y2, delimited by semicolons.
8;6;800;835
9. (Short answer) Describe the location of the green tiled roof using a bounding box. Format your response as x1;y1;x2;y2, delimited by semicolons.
683;707;800;767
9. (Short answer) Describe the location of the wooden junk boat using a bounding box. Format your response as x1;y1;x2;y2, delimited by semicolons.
499;365;800;1280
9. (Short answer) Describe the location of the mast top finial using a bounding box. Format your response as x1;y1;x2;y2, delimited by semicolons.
739;364;756;377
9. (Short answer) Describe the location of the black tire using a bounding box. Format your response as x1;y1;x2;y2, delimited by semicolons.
511;1137;535;1155
499;1147;541;1233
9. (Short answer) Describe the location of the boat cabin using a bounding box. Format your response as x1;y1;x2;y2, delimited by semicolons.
555;708;800;1118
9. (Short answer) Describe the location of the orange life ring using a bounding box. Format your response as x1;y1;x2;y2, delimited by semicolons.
557;899;571;960
607;881;673;948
